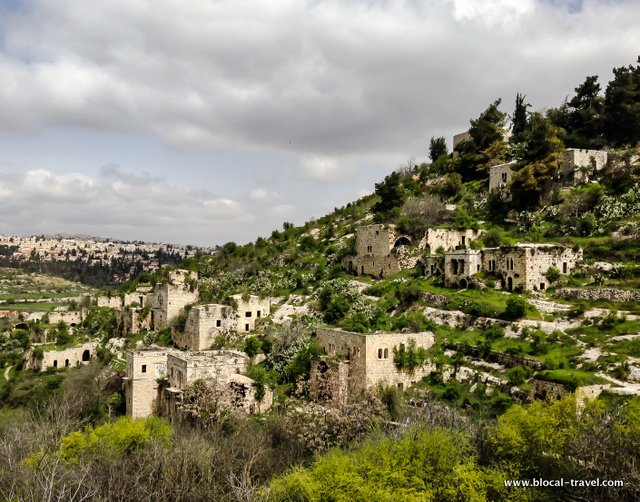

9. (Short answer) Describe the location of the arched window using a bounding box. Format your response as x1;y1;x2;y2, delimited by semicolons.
378;348;383;359
384;348;389;359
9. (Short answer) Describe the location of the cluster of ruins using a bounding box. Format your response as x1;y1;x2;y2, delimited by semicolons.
343;223;582;292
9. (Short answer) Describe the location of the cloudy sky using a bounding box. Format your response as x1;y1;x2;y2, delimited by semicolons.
0;0;638;246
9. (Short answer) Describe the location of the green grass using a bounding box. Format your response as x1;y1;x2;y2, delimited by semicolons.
535;369;609;390
0;302;66;312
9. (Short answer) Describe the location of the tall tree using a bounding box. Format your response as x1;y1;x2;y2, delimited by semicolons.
428;136;448;162
511;93;531;144
566;75;604;148
603;57;640;147
373;171;403;217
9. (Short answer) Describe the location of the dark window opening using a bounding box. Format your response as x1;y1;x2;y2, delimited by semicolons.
245;311;252;318
141;364;147;373
216;319;221;327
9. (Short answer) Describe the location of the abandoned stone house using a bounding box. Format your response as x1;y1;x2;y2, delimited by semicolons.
488;161;517;193
342;224;416;278
311;328;435;406
443;243;582;291
424;228;483;253
115;307;151;338
27;341;98;371
231;294;271;333
124;348;271;420
150;269;199;330
172;304;234;350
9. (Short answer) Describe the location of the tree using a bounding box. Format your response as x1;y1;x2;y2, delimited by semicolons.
428;136;448;162
372;171;403;217
504;297;527;320
603;57;640;147
566;75;605;148
510;93;531;144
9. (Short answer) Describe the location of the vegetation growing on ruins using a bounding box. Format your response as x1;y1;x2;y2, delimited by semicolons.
1;56;640;499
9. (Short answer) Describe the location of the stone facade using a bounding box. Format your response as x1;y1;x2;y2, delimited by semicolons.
452;131;471;149
150;269;199;330
425;228;483;253
560;148;608;185
555;288;640;302
96;296;123;309
46;310;84;326
444;249;482;288
482;244;582;292
488;161;517;192
173;304;234;350
29;341;98;371
309;358;350;408
166;350;249;389
231;294;271;333
124;348;178;419
115;307;151;337
315;328;435;393
342;224;415;279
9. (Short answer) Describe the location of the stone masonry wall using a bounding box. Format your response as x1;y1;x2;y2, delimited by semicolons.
555;288;640;302
316;328;435;391
232;295;271;333
125;349;178;418
31;341;98;371
174;304;234;350
425;228;483;253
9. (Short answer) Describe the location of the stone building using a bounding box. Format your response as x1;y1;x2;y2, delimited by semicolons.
124;348;178;419
150;269;198;330
488;160;517;192
452;131;472;149
482;243;582;292
173;304;234;350
231;294;271;333
28;341;98;371
96;296;123;309
314;328;435;395
115;307;151;338
342;224;416;278
444;249;482;288
560;148;608;185
125;349;271;420
424;228;483;253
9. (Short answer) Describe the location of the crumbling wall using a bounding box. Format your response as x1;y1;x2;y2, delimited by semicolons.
173;304;233;350
30;341;98;371
232;295;271;333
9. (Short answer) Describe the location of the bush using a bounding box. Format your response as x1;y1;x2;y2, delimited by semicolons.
504;297;528;320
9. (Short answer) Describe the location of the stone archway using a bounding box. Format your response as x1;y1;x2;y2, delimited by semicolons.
82;349;91;362
459;278;468;289
393;236;412;248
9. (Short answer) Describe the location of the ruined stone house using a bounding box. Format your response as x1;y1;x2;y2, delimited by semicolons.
124;348;271;420
488;161;517;193
27;341;98;371
150;269;199;330
442;243;582;291
482;243;582;292
342;224;416;278
312;328;435;404
425;228;484;253
172;304;234;350
231;294;271;333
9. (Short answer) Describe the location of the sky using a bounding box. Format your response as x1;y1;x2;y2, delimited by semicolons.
0;0;638;246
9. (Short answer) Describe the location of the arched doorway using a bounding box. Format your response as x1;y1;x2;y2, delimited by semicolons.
507;277;513;292
393;236;412;248
82;350;91;362
459;278;468;289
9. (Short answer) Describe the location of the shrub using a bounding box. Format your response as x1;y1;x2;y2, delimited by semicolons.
504;297;528;320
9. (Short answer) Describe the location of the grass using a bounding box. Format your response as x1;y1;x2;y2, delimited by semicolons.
535;369;609;390
0;302;66;312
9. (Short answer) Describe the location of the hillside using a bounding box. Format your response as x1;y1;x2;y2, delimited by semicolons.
1;57;640;500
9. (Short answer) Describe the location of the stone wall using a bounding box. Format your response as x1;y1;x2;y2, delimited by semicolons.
47;310;84;326
167;350;249;390
425;228;483;253
343;224;404;279
30;341;98;371
96;296;123;309
555;288;640;302
561;148;608;184
232;295;271;333
316;328;435;392
482;244;582;292
173;304;234;350
309;358;350;408
488;161;516;192
124;348;179;418
151;269;198;329
444;249;482;288
115;307;151;337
